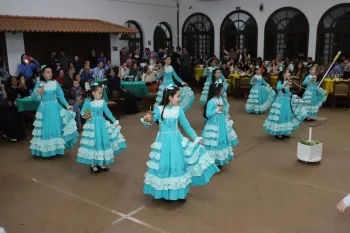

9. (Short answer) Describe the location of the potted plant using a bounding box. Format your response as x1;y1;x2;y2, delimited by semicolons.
297;138;323;163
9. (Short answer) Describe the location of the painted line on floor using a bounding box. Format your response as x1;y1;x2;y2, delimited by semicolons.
112;205;146;225
30;177;169;233
30;177;126;217
241;170;348;195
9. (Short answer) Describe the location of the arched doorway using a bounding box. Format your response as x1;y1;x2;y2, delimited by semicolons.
121;20;143;53
153;22;172;52
316;3;350;62
220;10;258;58
264;7;309;61
182;13;214;57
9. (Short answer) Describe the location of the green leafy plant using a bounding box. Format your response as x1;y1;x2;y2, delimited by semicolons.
299;138;321;146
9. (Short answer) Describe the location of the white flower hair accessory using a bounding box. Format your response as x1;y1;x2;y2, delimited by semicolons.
91;82;99;87
215;79;223;87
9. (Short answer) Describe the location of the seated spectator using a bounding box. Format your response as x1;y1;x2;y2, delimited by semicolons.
125;63;140;81
73;56;82;73
142;65;157;84
0;56;9;81
70;79;85;130
133;49;142;65
0;81;25;141
79;61;92;74
106;67;139;114
63;67;74;90
104;60;113;71
120;63;130;80
55;69;65;86
68;62;75;73
92;61;105;80
343;59;350;79
6;76;30;103
329;60;344;76
81;65;94;90
98;52;106;63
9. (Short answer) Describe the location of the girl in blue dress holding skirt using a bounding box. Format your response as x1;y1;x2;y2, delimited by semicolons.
200;59;227;105
154;55;194;112
246;66;275;114
302;65;327;118
142;84;219;202
202;80;238;169
263;68;308;139
30;66;78;157
77;83;126;173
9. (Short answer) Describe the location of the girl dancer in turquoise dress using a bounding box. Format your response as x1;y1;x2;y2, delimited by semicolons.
200;59;227;105
30;66;78;157
263;68;308;139
202;80;238;169
77;83;126;173
141;84;219;202
246;66;275;114
154;55;194;112
302;65;327;118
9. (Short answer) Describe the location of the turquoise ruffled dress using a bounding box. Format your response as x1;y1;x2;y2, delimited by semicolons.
154;65;194;112
302;75;327;117
30;80;78;157
200;67;227;105
77;99;126;166
141;106;219;200
202;96;238;166
245;75;276;114
263;80;308;136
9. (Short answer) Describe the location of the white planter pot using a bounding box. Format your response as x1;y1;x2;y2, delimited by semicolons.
297;142;323;163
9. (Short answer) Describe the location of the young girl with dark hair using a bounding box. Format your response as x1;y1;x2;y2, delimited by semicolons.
77;83;126;173
154;55;194;112
246;66;275;114
30;65;78;157
302;65;327;118
141;84;219;202
263;68;308;139
202;80;238;168
200;59;227;105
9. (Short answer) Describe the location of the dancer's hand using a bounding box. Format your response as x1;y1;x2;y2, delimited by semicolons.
199;139;202;145
182;82;188;86
206;69;210;75
36;87;44;94
144;113;153;122
114;120;119;126
337;200;347;213
217;105;223;112
84;112;92;120
67;105;73;111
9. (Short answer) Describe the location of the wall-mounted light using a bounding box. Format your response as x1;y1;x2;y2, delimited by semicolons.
189;6;192;9
259;3;264;12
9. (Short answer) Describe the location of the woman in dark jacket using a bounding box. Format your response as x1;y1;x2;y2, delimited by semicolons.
0;81;25;141
106;67;139;114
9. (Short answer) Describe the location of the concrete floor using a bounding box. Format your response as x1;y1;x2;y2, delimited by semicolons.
1;95;350;233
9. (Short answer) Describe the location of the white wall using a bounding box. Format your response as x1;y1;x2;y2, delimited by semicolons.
5;32;25;75
0;0;178;52
179;0;346;59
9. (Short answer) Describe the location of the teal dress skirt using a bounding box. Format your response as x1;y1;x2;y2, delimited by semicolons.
264;81;309;136
302;75;327;117
202;96;238;166
154;65;194;112
141;106;219;200
77;99;126;166
30;80;78;157
245;75;276;114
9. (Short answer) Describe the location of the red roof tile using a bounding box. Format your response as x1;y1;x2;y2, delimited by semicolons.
0;15;138;34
